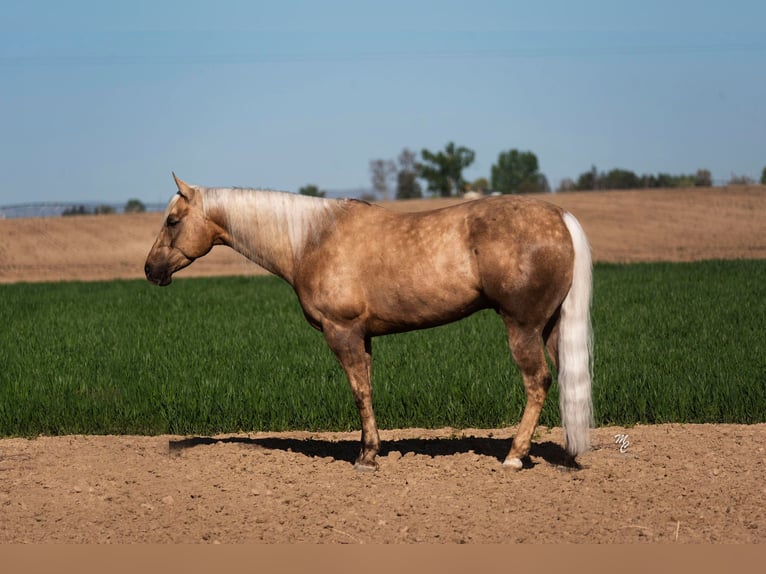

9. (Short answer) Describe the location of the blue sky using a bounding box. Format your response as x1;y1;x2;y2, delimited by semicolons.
1;0;765;205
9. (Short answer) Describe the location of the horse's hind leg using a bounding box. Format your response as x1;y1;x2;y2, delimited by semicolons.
543;308;561;372
502;317;553;470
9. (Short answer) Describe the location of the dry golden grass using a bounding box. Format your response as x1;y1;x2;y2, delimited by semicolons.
1;186;764;284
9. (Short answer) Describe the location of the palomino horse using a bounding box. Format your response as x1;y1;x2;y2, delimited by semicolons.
146;174;593;471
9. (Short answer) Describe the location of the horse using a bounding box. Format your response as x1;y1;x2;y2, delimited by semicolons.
145;174;593;471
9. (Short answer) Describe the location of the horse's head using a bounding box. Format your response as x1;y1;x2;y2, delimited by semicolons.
144;173;223;286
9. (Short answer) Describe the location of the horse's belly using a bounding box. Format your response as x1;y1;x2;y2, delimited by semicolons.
364;279;485;334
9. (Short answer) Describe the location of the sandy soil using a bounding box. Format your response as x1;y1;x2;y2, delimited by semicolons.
1;186;765;543
1;425;764;543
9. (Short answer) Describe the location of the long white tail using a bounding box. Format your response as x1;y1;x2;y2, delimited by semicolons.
558;212;594;457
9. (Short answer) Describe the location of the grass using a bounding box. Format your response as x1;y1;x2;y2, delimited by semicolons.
592;260;766;425
1;260;764;437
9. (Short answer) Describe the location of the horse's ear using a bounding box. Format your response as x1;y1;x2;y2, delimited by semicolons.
172;172;195;202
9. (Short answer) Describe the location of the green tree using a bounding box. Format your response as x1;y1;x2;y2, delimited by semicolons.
419;142;475;197
124;198;146;213
601;168;640;190
575;167;715;191
490;149;545;194
575;166;600;191
537;173;551;193
761;167;766;185
654;173;676;188
298;184;325;198
62;205;90;216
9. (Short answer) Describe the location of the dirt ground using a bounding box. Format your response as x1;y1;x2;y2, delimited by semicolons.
1;186;765;543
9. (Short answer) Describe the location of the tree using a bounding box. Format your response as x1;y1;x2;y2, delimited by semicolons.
470;177;490;194
299;184;325;197
395;148;422;199
761;166;766;185
695;169;712;187
369;159;397;201
645;172;702;188
419;142;475;197
557;178;576;193
124;198;146;213
654;173;676;188
62;205;90;216
575;166;599;191
727;174;754;186
601;168;640;190
94;204;115;215
573;167;716;191
537;173;551;193
490;149;545;194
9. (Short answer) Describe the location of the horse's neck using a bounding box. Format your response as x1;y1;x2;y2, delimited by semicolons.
205;188;338;282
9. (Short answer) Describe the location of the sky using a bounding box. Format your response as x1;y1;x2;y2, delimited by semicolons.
1;0;765;206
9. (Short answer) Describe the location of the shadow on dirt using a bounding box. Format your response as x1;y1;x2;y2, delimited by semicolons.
168;434;579;469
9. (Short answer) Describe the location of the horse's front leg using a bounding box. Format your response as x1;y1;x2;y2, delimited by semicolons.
323;323;379;471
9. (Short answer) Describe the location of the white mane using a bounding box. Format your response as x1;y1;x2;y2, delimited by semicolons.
199;187;343;276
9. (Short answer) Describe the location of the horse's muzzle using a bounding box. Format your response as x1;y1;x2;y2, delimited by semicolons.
144;262;172;286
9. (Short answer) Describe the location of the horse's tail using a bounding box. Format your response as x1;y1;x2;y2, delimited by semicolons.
558;211;594;458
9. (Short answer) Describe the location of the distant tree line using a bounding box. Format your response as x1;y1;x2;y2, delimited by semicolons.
359;143;765;200
297;184;325;198
559;167;715;192
62;199;146;216
53;159;766;215
294;144;766;201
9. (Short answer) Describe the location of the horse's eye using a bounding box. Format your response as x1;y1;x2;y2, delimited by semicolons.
167;217;180;227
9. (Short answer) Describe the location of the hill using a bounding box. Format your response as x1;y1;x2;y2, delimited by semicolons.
1;186;764;284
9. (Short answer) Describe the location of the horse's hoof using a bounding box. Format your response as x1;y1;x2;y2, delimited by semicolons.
353;461;378;473
502;457;523;471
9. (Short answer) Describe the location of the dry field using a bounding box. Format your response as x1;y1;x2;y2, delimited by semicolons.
1;186;764;284
1;186;765;543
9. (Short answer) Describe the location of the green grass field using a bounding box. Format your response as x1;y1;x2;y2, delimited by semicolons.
1;260;764;437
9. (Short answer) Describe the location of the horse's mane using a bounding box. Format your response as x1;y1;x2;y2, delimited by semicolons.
200;186;345;264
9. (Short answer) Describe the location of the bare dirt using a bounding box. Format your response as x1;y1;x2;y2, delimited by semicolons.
1;186;765;543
